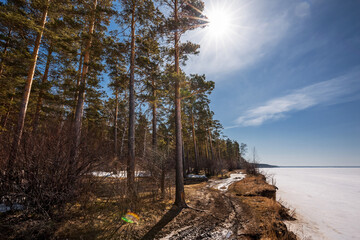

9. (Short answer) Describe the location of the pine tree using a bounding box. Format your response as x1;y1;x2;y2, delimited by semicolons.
73;0;98;160
105;34;128;160
118;0;160;197
0;1;32;131
183;74;214;174
8;0;51;170
160;0;206;207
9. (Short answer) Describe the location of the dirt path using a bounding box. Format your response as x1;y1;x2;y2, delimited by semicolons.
145;172;257;240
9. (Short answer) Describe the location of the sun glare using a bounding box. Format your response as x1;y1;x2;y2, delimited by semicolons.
207;9;232;37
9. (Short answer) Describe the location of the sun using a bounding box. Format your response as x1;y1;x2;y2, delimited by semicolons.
207;8;232;38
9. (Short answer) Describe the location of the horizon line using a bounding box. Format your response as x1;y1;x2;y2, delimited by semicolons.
259;165;360;168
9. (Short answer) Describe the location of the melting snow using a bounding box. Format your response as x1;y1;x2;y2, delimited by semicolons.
186;174;208;179
91;171;151;178
210;172;246;191
0;203;24;213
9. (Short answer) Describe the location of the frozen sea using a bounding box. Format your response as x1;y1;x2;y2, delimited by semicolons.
262;167;360;240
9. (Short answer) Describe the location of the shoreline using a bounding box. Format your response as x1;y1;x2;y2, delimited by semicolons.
228;171;297;239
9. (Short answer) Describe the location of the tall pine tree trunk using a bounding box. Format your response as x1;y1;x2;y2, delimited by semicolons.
127;1;136;197
217;142;222;172
187;148;191;174
205;138;209;160
152;79;157;150
120;117;127;159
161;138;170;199
191;109;199;174
152;79;162;193
143;127;147;160
73;0;97;158
207;128;215;175
32;45;53;132
8;0;50;169
174;0;186;207
182;142;186;177
73;52;83;120
114;90;119;159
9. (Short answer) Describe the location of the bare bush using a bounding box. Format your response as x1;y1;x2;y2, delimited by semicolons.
0;121;107;217
242;160;260;175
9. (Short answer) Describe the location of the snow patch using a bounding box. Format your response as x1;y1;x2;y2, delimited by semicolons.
210;172;246;191
186;174;207;179
91;171;151;178
0;203;24;213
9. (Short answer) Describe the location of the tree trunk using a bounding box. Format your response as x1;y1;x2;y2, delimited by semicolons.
73;52;83;120
207;129;215;175
73;0;97;158
152;79;163;197
152;79;157;150
187;148;191;174
120;117;127;160
217;142;222;173
127;1;136;198
174;0;186;208
205;138;209;160
191;109;199;174
32;45;53;132
161;164;165;198
114;90;119;158
161;139;170;199
208;128;215;162
151;79;160;185
143;126;147;160
8;1;50;169
182;141;186;177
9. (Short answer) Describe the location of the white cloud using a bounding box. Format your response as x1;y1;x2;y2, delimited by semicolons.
233;70;360;127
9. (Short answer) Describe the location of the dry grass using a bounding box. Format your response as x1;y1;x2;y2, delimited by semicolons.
230;174;277;200
211;171;231;180
53;176;175;240
1;176;175;240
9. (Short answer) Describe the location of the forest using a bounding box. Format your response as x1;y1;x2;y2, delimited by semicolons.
0;0;249;226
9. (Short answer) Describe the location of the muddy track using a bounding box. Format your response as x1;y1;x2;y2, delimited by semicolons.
150;173;253;240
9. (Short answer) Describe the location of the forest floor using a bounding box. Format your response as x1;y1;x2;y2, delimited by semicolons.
1;171;298;240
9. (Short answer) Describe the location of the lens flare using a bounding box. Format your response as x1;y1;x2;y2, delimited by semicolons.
121;212;140;224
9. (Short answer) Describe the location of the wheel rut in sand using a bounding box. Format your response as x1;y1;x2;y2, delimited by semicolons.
152;172;250;240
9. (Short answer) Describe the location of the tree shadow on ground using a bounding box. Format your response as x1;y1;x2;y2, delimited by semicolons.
141;205;183;240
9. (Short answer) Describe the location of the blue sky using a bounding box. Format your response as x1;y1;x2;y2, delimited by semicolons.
183;0;360;166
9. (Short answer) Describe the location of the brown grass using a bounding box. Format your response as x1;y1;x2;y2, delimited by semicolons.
53;176;175;240
0;176;175;240
230;174;277;200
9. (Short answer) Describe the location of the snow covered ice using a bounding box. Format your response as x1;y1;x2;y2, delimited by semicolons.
262;168;360;240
